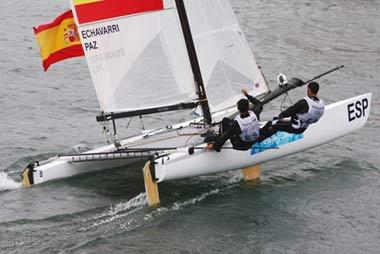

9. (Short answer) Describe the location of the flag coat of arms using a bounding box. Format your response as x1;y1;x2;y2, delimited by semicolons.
34;10;84;71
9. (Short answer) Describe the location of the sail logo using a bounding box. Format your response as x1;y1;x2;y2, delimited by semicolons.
347;98;368;122
63;23;80;44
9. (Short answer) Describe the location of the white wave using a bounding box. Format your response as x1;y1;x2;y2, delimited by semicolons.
166;188;220;211
69;143;91;153
220;170;243;185
82;173;241;231
81;193;147;231
108;193;148;216
121;185;237;229
0;172;21;192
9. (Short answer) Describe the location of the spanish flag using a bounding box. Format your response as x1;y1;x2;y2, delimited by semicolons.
34;10;84;71
73;0;164;24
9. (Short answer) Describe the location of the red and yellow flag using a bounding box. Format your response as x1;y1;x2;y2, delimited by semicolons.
34;10;84;71
73;0;164;24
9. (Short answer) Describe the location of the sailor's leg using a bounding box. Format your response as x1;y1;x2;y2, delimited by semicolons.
143;159;160;207
204;118;231;143
275;121;305;134
257;121;277;142
220;117;233;135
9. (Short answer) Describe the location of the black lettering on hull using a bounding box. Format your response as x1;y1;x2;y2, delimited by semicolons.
347;98;369;122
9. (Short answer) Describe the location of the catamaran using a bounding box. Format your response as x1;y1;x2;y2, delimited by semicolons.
22;0;371;206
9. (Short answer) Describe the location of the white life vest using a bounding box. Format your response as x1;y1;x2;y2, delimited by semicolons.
293;97;325;129
234;111;260;142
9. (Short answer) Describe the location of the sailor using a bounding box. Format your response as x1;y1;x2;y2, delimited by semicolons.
206;89;263;152
257;81;325;142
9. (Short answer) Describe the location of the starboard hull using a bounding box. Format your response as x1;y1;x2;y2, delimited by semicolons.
154;93;372;182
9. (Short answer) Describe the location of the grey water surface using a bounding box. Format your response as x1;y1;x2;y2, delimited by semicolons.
1;0;379;253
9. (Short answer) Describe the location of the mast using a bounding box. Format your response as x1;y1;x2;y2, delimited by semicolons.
175;0;212;125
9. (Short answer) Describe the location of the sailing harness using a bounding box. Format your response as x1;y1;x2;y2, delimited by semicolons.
292;97;325;129
234;111;260;142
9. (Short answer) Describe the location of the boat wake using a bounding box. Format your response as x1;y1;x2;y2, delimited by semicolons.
0;172;21;192
80;171;243;232
87;193;148;229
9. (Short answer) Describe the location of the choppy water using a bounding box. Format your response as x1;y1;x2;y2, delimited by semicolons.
1;0;380;253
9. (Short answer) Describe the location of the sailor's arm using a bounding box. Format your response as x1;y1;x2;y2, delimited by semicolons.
241;89;261;106
279;99;308;118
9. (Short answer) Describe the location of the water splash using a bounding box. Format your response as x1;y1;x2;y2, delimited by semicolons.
0;172;21;192
68;143;92;154
81;173;242;232
108;193;148;217
80;193;148;231
120;177;242;230
119;185;237;231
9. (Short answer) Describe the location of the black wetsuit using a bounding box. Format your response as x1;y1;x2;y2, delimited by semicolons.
213;95;263;152
257;96;319;142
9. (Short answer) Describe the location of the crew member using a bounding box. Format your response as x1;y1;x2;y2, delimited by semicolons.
257;82;325;142
207;89;263;152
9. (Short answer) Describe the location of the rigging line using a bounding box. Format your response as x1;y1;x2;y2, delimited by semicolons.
185;133;197;146
124;128;199;147
125;127;211;148
125;134;191;148
176;128;215;146
142;124;187;139
280;93;287;111
99;120;113;144
142;127;167;138
139;115;145;131
177;129;196;146
286;92;294;105
262;86;280;111
142;122;209;140
125;116;134;130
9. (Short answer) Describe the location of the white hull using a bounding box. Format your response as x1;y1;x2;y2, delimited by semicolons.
154;93;372;182
23;93;371;186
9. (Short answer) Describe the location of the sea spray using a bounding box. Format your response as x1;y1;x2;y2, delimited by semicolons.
0;172;21;192
82;173;242;231
80;193;148;231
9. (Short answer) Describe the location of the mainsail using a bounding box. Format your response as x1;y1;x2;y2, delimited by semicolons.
70;0;269;119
